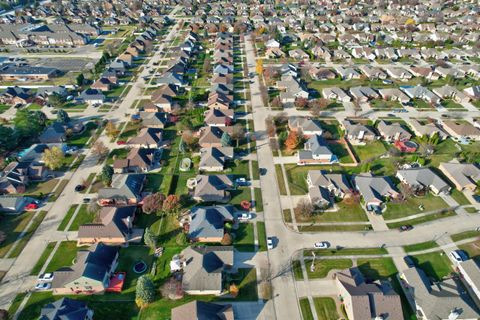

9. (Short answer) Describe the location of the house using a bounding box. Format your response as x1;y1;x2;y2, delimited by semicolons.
79;88;105;106
277;75;308;104
113;148;160;173
307;171;352;199
336;268;403;320
458;259;480;302
0;195;31;214
308;184;332;209
288;116;323;137
432;85;469;103
439;162;480;192
377;88;410;104
401;86;439;104
0;158;49;194
342;120;377;142
0;64;59;81
265;38;280;48
171;301;233;320
288;49;309;60
78;206;141;246
176;246;233;295
358;65;387;80
401;267;480;320
199;147;234;172
97;174;145;206
298;134;337;165
156;72;184;86
204;109;234;127
91;78;113;91
334;66;361;80
441;120;480;140
52;243;119;295
139;112;169;129
349;86;379;102
396;168;450;195
40;298;93;320
207;92;232;110
377;120;412;142
127;128;163;148
265;47;285;59
322;87;351;103
384;67;412;80
463;86;480;99
39;121;84;144
0;86;33;106
198;126;233;148
186;205;235;242
408;119;448;140
353;174;400;211
308;67;336;81
191;175;234;203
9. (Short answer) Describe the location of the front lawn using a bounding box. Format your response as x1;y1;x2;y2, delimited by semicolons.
257;221;267;252
386;210;456;229
451;230;480;242
351;141;387;162
314;297;339;320
384;193;449;220
305;258;353;279
0;211;36;258
411;252;453;281
403;240;439;253
299;298;314;320
31;242;56;275
292;260;304;280
457;240;480;260
234;223;255;252
68;204;95;231
57;204;78;231
304;247;387;257
44;241;79;273
370;99;402;109
441;99;465;110
450;189;471;206
357;258;397;281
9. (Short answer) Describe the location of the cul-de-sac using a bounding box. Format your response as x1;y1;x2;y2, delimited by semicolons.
1;1;480;319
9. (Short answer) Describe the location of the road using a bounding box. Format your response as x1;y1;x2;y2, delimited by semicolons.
0;14;182;311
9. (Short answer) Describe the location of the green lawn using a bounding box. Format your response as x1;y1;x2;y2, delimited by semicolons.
275;165;287;195
370;99;402;109
411;252;453;281
451;230;480;242
450;189;471;206
257;221;267;252
9;210;48;258
299;201;368;223
306;259;353;279
403;240;439;253
0;103;10;114
351;141;387;162
234;223;255;252
299;298;314;320
318;120;342;139
254;188;263;212
412;98;434;109
314;297;339;320
225;268;258;301
0;211;36;258
357;258;397;281
30;242;56;275
441;99;465;110
68;204;95;231
68;122;98;147
298;225;371;232
384;193;449;220
57;204;78;231
107;148;130;165
328;142;353;163
44;241;79;273
305;247;387;257
292;260;304;280
458;240;480;260
116;245;154;296
386;210;456;229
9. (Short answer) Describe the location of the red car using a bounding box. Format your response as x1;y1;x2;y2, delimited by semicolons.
116;140;126;145
25;203;38;211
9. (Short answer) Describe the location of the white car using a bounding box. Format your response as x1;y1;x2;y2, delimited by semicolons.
449;250;468;264
314;242;330;249
267;237;274;250
238;213;252;221
38;273;54;282
35;282;51;291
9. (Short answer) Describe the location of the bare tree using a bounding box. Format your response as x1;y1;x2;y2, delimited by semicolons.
92;141;109;159
296;199;314;218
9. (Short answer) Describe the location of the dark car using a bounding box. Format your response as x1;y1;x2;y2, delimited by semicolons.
74;184;85;192
399;225;413;232
259;168;267;176
404;255;415;268
83;198;91;204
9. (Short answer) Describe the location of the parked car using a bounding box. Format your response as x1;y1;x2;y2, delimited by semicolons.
117;140;127;145
235;177;249;186
403;255;415;268
35;282;51;291
25;203;38;211
238;213;252;221
267;237;274;250
314;242;330;249
38;273;54;282
83;198;91;204
260;168;267;176
399;225;413;232
74;184;85;192
449;250;468;263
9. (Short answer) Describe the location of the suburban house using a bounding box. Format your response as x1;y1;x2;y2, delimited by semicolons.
401;86;440;104
204;108;234;127
276;75;309;104
308;183;332;209
79;88;105;106
307;171;352;200
384;66;412;80
97;174;145;206
78;206;142;246
199;147;234;172
377;120;412;142
464;86;480;99
408;119;448;140
349;86;379;103
288;116;323;137
127;128;163;148
334;66;361;80
322;87;351;103
0;158;49;194
432;85;470;103
441;120;480;140
458;259;480;302
298;134;337;165
266;47;285;59
353;174;400;211
336;268;403;320
401;267;480;320
358;65;387;80
191;175;235;203
171;301;233;320
308;67;336;81
52;243;119;295
198;126;234;148
377;88;410;104
342;120;377;143
173;246;233;295
139;112;169;128
396;168;450;195
0;195;32;214
186;205;235;242
40;298;93;320
439;162;480;192
39;121;84;144
113;148;160;173
0;86;33;106
91;77;114;91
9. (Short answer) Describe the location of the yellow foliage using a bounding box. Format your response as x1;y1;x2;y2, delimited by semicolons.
405;18;416;25
256;59;264;75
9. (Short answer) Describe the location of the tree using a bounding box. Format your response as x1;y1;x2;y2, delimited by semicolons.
56;109;70;124
221;132;232;147
177;117;193;131
221;233;233;245
42;146;64;170
163;194;179;214
101;165;114;186
229;283;239;298
76;73;85;86
13;109;45;140
271;96;282;109
135;275;156;308
256;59;264;75
284;130;299;150
92;141;109;159
231;124;245;147
0;309;8;320
181;130;198;151
143;227;157;249
0;125;17;154
296;198;314;218
202;58;211;74
48;93;66;109
105;121;119;138
294;97;308;109
142;193;165;214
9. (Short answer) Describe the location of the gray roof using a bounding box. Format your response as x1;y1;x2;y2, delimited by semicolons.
181;246;233;292
40;298;91;320
439;162;480;189
377;120;412;140
353;174;398;205
78;206;136;240
288;116;323;133
194;175;234;201
172;301;233;320
396;168;449;193
307;171;351;193
301;134;335;159
403;267;480;319
0;64;58;76
188;205;235;240
98;174;145;200
139;112;169;127
199;147;234;170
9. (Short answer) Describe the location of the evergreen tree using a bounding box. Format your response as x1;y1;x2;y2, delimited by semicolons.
57;109;70;124
101;165;114;186
135;275;156;308
143;227;157;249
